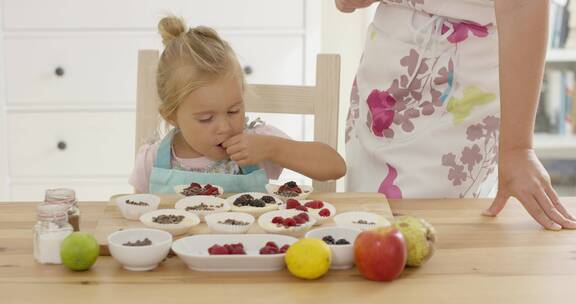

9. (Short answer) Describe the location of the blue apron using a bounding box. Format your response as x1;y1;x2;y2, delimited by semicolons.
149;129;268;194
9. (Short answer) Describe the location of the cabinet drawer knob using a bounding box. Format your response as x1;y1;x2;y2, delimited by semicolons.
243;65;253;75
57;141;67;150
54;67;65;77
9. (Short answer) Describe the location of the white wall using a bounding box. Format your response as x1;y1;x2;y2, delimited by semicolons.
320;2;376;190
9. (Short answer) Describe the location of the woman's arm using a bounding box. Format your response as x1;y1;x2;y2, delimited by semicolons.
484;0;576;230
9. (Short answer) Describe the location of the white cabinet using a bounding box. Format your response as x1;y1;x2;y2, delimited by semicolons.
0;0;321;201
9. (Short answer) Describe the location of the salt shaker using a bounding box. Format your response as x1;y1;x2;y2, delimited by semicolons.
33;204;74;264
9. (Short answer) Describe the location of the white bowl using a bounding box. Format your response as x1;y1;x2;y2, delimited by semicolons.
205;212;255;234
265;182;313;200
305;226;362;270
333;211;390;231
172;234;298;271
107;228;172;271
115;193;161;220
258;209;316;237
174;196;230;222
139;209;201;236
227;192;282;217
282;199;336;226
174;183;224;197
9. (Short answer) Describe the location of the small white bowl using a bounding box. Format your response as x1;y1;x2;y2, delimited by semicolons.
227;192;282;217
258;209;316;237
107;228;172;271
265;183;313;200
333;211;390;231
205;212;255;234
115;194;161;220
282;199;336;226
139;209;201;236
174;183;224;197
305;226;361;270
174;196;230;222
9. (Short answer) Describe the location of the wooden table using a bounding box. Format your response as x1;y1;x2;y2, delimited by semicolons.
1;196;576;304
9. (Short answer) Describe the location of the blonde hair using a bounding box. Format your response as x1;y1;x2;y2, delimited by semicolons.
156;16;244;121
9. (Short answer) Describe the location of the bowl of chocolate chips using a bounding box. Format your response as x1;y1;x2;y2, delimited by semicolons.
114;193;161;220
205;212;255;234
107;228;172;271
139;209;200;236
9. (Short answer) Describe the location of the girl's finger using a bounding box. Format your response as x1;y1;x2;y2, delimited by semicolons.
221;135;242;149
483;191;509;216
225;144;243;156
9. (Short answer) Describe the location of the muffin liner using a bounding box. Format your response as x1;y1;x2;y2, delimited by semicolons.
333;211;390;231
281;199;337;226
174;196;230;222
265;183;313;200
139;209;200;236
115;194;161;221
227;192;282;217
258;209;316;237
173;184;224;197
205;212;255;234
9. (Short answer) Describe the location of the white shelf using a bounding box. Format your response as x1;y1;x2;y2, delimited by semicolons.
546;49;576;63
534;134;576;159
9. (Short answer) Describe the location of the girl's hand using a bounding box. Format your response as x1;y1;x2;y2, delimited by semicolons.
483;148;576;230
335;0;377;13
221;134;272;167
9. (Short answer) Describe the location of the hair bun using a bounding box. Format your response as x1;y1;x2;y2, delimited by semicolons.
158;16;187;46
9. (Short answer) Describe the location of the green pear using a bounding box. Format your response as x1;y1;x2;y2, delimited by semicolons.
393;215;436;267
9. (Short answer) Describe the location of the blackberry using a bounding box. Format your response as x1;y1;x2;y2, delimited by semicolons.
335;239;350;245
261;196;276;204
286;181;297;188
322;235;335;245
249;199;266;208
234;194;254;206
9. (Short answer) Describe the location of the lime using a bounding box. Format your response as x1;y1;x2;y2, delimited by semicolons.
285;239;331;280
60;232;99;271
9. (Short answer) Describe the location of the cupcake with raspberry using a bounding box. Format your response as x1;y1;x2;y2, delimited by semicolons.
283;199;336;226
258;209;316;236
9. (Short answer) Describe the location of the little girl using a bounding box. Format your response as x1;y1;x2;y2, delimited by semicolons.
130;16;346;193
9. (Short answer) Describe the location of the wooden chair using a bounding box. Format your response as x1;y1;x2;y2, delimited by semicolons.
135;50;340;192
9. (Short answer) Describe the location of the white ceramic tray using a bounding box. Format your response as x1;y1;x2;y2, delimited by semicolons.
171;234;298;272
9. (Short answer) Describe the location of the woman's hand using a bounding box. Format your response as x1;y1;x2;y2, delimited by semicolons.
483;148;576;230
335;0;377;13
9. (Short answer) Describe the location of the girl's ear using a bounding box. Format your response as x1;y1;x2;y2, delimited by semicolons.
165;113;178;128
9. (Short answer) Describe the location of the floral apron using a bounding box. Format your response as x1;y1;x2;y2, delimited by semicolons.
345;0;499;198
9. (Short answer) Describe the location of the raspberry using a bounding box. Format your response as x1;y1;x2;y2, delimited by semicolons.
279;244;290;253
259;246;279;255
295;212;309;221
272;216;284;224
265;241;278;249
293;216;306;224
304;200;324;209
208;244;229;255
294;205;308;212
286;199;301;209
228;243;246;255
283;218;297;227
318;208;331;217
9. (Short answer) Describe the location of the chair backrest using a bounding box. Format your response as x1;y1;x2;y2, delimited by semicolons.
136;50;340;192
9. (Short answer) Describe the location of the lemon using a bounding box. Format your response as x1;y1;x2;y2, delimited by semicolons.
285;239;331;280
60;232;99;271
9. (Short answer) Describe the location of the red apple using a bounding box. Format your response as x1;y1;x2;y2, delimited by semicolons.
354;226;407;281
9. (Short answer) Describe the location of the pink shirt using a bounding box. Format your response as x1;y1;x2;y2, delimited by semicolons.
129;125;290;193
